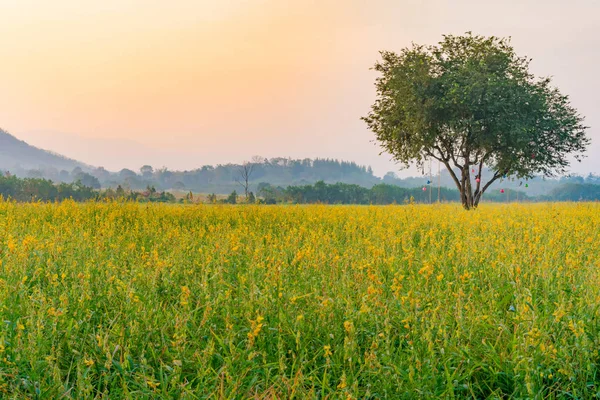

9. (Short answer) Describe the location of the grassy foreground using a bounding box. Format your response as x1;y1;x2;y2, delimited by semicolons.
0;201;599;399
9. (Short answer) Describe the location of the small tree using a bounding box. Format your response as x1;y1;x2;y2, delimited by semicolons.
236;162;255;200
227;190;237;204
74;172;101;189
140;165;154;180
207;193;217;204
363;33;589;209
248;191;256;204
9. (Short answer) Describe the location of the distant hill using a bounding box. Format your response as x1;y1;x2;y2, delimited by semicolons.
2;128;597;196
0;128;89;172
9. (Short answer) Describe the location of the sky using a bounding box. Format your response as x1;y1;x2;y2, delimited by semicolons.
1;0;598;177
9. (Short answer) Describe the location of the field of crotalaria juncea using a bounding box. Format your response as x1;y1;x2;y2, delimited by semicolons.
0;201;599;398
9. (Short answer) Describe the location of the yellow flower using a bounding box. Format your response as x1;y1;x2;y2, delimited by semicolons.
247;315;264;347
337;373;347;389
146;381;160;389
344;321;354;334
180;286;191;306
418;263;434;279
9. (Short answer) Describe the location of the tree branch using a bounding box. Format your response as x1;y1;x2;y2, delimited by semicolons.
426;147;446;162
441;159;461;192
474;170;503;206
450;151;463;170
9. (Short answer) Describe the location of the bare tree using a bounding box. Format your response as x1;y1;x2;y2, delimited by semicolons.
236;156;264;200
236;162;255;200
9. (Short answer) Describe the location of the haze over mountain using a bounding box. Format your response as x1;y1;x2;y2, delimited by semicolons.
0;128;88;172
1;128;598;200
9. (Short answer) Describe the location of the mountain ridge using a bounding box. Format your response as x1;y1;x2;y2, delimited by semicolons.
0;128;90;172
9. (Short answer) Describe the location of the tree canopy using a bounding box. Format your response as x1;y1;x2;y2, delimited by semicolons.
363;33;589;209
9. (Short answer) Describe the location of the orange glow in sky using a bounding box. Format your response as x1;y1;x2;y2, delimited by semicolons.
1;0;598;174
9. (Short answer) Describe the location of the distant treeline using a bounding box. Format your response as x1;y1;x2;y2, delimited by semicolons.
254;181;460;204
12;158;379;193
252;181;600;204
255;181;519;204
11;157;600;197
0;175;97;202
1;174;599;204
0;175;175;203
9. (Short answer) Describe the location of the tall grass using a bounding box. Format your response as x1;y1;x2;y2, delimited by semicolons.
0;201;598;398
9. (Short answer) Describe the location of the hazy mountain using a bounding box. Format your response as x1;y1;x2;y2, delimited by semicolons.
0;128;89;172
2;129;597;196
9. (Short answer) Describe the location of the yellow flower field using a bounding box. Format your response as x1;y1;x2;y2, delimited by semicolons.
0;201;599;398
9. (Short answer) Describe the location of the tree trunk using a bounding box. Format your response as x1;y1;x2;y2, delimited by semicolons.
441;159;503;210
460;187;470;210
474;190;485;208
441;159;491;210
458;172;481;210
466;174;474;208
473;172;502;208
459;168;473;210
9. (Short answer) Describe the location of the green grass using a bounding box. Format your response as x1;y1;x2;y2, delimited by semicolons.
0;201;599;398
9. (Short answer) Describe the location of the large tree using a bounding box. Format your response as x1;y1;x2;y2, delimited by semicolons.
363;33;589;209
